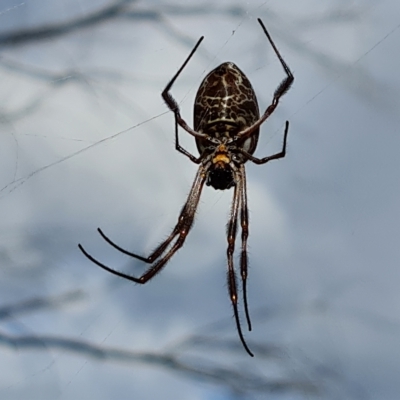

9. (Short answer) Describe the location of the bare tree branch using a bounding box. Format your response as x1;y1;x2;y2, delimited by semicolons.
0;0;135;47
0;329;319;396
0;290;85;320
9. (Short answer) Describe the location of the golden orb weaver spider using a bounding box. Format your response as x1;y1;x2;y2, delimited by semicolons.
79;18;294;357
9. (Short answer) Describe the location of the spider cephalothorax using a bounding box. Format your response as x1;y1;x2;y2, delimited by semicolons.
203;143;235;190
79;19;294;357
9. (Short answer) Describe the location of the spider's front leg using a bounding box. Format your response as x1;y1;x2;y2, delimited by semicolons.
234;19;294;143
161;35;212;163
78;166;206;284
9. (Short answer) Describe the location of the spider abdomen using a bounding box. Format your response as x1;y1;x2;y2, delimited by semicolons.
194;62;260;156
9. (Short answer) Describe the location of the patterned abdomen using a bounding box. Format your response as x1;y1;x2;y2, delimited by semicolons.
194;62;260;156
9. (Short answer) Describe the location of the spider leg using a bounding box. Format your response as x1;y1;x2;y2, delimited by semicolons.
174;117;202;164
162;36;214;145
238;165;252;331
232;19;294;142
97;225;176;263
78;244;142;283
257;18;293;97
78;166;207;283
238;121;289;165
226;177;254;357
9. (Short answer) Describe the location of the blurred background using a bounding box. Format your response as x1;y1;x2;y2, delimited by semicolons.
0;0;399;399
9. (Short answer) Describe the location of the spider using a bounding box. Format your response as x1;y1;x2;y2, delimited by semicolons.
79;18;293;357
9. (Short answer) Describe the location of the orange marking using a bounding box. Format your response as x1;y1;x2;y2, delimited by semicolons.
213;154;230;164
217;144;228;152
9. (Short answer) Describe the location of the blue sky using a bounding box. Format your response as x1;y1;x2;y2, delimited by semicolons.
0;0;400;399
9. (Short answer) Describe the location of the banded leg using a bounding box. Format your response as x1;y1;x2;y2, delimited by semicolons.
226;176;254;357
78;166;207;284
238;165;252;331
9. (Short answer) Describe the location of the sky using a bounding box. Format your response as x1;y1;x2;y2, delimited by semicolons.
0;0;400;399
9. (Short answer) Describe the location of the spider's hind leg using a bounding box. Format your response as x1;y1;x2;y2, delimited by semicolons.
226;172;254;357
79;165;207;284
238;165;252;332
